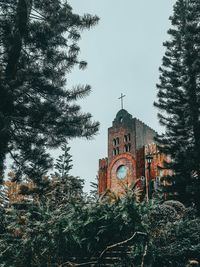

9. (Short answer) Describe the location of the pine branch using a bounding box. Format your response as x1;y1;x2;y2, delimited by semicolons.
31;7;47;20
8;150;21;168
0;0;99;181
30;15;44;21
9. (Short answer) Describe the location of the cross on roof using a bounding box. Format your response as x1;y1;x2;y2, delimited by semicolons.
118;93;126;109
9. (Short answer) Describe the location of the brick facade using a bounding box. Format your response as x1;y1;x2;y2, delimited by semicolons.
98;158;108;193
107;153;136;194
98;109;171;195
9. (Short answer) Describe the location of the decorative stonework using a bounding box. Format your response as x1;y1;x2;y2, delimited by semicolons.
107;153;136;194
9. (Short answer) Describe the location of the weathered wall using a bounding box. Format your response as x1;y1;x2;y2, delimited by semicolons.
145;144;173;179
136;147;145;179
135;119;157;150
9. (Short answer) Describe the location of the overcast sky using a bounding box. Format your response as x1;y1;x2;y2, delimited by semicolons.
61;0;176;191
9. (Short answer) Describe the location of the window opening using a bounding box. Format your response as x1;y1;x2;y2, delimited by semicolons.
124;144;131;152
116;147;119;155
124;135;128;142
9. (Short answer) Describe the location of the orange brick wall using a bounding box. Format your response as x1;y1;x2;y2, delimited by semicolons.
98;158;108;194
107;153;137;194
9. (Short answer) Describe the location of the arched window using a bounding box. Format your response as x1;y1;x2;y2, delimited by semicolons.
124;134;131;142
113;137;119;146
124;144;131;152
116;147;119;155
113;149;116;156
124;135;128;142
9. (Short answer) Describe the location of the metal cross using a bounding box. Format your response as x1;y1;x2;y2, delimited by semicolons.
118;93;126;109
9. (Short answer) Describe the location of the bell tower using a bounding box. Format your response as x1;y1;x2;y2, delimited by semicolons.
98;108;157;195
108;109;136;162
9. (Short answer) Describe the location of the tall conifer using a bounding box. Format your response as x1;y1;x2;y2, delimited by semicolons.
0;1;99;181
155;0;200;207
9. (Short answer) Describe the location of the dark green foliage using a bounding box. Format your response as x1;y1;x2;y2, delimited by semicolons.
89;177;99;201
0;0;99;181
154;0;200;208
1;185;200;267
0;192;143;267
49;143;84;205
45;174;85;207
1;1;200;266
54;143;73;177
144;201;200;267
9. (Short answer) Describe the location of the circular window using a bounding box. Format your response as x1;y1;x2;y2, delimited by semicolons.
117;165;128;179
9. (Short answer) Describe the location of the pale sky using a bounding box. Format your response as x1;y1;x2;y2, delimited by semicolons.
60;0;176;191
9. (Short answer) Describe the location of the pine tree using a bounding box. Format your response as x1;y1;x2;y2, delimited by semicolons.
54;143;73;177
89;180;99;201
50;143;84;205
0;0;99;182
155;0;200;208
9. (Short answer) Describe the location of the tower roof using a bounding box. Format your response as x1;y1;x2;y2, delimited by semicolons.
112;109;133;127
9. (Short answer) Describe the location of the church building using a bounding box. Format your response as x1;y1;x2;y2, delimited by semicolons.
98;108;171;196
